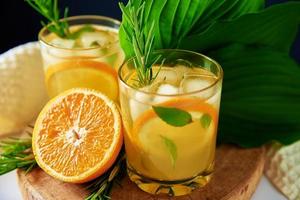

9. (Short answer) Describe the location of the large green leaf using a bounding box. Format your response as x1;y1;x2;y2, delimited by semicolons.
180;2;300;53
120;0;266;58
208;44;300;147
119;0;211;58
191;0;264;33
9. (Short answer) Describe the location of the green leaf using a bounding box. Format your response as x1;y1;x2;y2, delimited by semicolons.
120;0;265;57
160;136;177;167
200;114;212;129
180;2;300;53
191;0;264;33
153;106;192;127
120;0;211;58
209;44;300;147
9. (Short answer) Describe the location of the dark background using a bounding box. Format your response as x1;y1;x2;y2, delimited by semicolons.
0;0;299;63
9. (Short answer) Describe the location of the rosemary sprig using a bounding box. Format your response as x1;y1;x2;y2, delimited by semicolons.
25;0;70;38
85;151;126;200
0;134;36;175
0;130;126;200
119;0;161;87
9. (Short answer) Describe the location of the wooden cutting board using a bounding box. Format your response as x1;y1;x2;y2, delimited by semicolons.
17;145;265;200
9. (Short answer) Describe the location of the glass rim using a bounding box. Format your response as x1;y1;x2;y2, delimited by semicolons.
118;49;223;97
38;15;121;51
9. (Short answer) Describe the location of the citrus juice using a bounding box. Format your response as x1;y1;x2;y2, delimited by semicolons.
119;50;223;196
39;16;124;100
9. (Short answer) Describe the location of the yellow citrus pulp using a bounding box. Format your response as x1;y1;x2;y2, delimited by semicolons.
32;88;123;183
45;60;119;101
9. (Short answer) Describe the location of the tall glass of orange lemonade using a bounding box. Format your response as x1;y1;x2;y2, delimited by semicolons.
39;16;124;101
119;49;223;196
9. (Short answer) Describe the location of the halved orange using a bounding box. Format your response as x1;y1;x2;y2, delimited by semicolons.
32;88;123;183
45;60;119;101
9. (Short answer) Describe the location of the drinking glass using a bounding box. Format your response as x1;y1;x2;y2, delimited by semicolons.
39;15;124;101
118;49;223;196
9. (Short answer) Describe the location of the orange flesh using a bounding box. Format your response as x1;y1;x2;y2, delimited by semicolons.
33;89;122;183
45;60;119;101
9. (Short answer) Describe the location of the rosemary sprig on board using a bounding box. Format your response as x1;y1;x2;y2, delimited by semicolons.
25;0;70;38
85;151;126;200
0;132;36;175
0;128;126;200
119;0;161;87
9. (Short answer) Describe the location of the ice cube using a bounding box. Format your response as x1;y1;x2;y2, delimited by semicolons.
153;67;179;85
79;31;112;48
156;84;179;95
179;76;213;99
173;64;193;80
50;38;75;49
46;38;76;59
207;90;221;109
129;87;152;121
180;78;211;92
153;84;179;103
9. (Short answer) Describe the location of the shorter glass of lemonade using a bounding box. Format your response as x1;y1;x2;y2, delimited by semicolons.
39;15;124;101
119;49;223;196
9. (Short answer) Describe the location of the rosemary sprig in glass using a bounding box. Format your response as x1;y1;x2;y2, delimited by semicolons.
25;0;70;38
119;0;162;87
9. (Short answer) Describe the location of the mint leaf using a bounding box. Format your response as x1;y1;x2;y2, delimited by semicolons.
200;114;212;129
152;106;192;127
160;136;177;167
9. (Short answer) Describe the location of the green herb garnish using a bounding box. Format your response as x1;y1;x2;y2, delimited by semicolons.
153;106;192;127
0;128;126;200
25;0;70;38
85;152;126;200
0;134;36;175
200;114;212;129
119;0;161;86
160;136;177;167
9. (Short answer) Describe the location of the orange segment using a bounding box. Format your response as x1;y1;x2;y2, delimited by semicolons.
32;88;123;183
45;60;119;101
133;98;218;139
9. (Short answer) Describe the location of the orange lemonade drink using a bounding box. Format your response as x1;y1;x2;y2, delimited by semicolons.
39;16;124;101
119;50;223;196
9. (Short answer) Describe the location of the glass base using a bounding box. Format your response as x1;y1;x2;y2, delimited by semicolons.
127;165;213;196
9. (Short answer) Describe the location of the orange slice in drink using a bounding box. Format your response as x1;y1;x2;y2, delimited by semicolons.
32;88;123;183
129;98;218;180
133;98;218;140
45;60;118;101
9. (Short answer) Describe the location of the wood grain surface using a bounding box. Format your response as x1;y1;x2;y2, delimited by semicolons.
17;145;265;200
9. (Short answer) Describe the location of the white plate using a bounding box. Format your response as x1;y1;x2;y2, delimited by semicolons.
0;172;287;200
